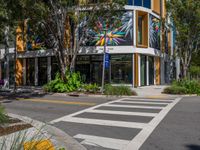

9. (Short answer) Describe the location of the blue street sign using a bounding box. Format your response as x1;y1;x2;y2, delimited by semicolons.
105;53;110;69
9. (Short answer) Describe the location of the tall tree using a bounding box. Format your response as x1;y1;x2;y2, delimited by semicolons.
2;0;126;81
167;0;200;78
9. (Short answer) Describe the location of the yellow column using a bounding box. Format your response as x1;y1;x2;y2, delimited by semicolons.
155;57;161;85
134;53;139;87
16;59;23;86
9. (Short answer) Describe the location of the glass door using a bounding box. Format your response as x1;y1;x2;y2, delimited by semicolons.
26;58;35;86
140;55;146;86
38;57;47;86
149;56;154;85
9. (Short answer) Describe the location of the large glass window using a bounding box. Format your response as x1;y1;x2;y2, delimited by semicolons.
51;57;59;80
143;0;151;9
9;60;15;85
75;55;133;84
76;56;91;83
133;0;151;9
111;55;132;84
149;14;160;50
137;11;148;47
128;0;133;5
140;55;146;86
38;57;47;86
26;58;35;86
138;16;143;45
134;0;142;6
149;56;154;85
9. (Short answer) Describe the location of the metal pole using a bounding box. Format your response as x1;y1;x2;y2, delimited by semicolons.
101;29;107;94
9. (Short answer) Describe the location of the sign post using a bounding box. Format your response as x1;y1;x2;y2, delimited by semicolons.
101;29;107;94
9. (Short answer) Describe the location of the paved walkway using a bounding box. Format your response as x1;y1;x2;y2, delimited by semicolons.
132;85;170;97
51;97;181;150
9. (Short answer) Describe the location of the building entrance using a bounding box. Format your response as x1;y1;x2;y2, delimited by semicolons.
149;56;154;85
26;58;35;86
38;57;47;86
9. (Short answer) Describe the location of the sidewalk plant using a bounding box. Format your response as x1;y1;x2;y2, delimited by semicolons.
43;70;82;93
163;79;200;95
104;84;136;96
0;105;8;124
82;83;99;94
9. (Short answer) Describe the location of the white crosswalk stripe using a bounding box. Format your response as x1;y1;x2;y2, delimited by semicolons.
58;116;147;129
50;97;181;150
124;98;174;102
86;109;157;117
116;100;169;105
104;104;164;109
74;134;130;150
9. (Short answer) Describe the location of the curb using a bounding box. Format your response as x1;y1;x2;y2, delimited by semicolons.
52;93;178;99
8;113;87;150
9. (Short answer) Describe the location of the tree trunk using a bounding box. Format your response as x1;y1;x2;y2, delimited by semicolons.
4;26;10;89
183;64;188;79
56;48;68;82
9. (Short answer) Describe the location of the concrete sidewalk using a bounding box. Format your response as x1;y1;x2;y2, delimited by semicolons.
132;85;170;97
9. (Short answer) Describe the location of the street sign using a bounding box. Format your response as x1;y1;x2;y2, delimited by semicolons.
105;53;110;69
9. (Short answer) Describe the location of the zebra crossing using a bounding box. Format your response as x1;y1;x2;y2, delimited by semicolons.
51;97;181;150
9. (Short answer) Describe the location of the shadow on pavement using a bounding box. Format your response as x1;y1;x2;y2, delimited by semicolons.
186;144;200;150
0;90;51;102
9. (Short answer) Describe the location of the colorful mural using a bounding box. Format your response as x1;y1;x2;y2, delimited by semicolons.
149;14;160;50
26;25;45;50
80;11;133;46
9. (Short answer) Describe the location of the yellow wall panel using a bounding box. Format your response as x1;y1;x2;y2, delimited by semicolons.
16;59;23;86
155;57;161;85
134;53;139;87
153;0;161;14
16;26;24;52
136;11;148;48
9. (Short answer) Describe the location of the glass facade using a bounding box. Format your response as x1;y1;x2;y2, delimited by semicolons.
75;54;132;84
128;0;151;9
111;55;132;84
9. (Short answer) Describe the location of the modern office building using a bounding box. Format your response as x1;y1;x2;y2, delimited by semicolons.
0;0;179;87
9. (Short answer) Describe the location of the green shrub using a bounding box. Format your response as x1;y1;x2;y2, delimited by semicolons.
83;83;99;93
0;105;8;124
43;70;82;93
104;84;136;96
163;86;188;95
172;79;200;95
190;66;200;76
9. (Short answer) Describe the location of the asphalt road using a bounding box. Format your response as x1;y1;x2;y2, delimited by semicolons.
1;94;200;150
1;94;114;122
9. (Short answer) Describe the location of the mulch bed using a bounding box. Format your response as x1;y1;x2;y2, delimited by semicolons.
0;117;32;137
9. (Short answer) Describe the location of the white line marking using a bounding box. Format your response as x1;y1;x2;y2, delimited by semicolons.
104;104;164;109
124;98;174;102
115;101;169;105
59;117;147;129
50;98;127;123
74;134;130;150
123;97;182;150
86;109;157;117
